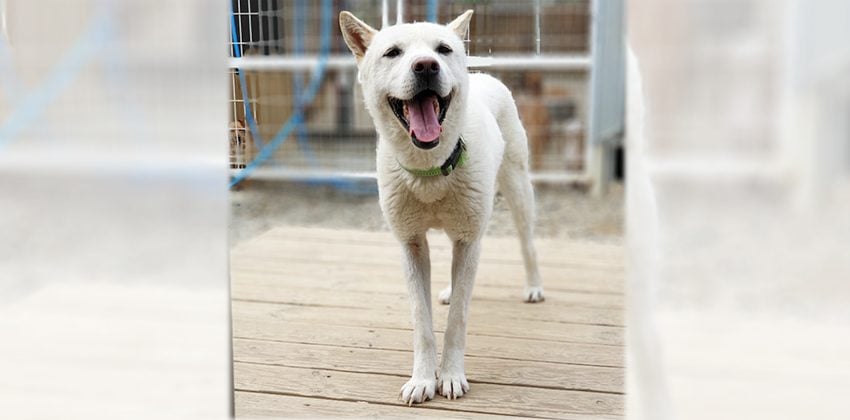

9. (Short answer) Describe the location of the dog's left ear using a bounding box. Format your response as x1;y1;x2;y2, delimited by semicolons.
447;10;474;39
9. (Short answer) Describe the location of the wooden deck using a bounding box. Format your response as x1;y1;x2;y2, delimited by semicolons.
230;226;624;418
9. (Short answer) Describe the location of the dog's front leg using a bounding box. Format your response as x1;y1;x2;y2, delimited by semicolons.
399;235;437;405
439;238;481;399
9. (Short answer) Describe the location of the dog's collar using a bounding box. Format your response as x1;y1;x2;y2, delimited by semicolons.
398;137;468;177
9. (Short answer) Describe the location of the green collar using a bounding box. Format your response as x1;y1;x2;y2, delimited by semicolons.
398;137;468;177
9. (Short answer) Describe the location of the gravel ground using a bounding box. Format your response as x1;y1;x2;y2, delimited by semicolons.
230;180;623;247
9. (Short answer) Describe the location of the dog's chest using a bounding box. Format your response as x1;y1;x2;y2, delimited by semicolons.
379;173;492;240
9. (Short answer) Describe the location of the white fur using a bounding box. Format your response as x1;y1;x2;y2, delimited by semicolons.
340;10;544;405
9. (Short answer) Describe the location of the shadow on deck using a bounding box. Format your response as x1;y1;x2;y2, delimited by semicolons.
230;226;624;418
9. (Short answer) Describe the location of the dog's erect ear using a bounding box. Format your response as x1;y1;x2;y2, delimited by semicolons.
447;10;474;39
339;11;376;61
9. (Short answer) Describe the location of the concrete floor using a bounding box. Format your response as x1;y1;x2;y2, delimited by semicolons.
229;180;623;247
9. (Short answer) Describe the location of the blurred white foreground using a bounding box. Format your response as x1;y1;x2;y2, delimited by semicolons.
627;1;850;419
0;1;230;418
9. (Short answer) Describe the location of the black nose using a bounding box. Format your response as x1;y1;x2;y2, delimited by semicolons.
412;58;440;76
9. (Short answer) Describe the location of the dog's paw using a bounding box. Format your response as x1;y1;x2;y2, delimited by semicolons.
437;286;452;305
437;369;470;400
400;376;436;406
524;286;545;303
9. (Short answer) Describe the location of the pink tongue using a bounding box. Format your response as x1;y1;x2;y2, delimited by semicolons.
406;95;441;142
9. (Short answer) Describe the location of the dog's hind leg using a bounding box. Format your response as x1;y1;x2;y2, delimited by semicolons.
499;167;545;302
399;235;438;405
437;284;452;305
498;119;545;302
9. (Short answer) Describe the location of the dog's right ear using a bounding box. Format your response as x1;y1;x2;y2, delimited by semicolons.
339;11;376;61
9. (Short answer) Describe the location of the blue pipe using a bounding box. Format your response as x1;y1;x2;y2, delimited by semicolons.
427;0;438;22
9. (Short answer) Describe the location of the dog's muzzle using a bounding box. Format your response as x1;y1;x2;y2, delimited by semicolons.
388;89;452;150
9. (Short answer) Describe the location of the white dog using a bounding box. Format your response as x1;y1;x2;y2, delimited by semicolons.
339;10;544;405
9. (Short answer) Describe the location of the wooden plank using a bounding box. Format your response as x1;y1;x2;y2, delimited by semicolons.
242;226;624;262
236;391;509;419
234;362;624;419
232;234;624;272
232;268;625;309
232;321;624;368
233;339;624;394
231;227;625;417
233;300;624;346
230;258;623;295
231;279;624;327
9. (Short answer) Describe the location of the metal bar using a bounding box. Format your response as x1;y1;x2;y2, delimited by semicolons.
396;0;403;24
236;0;243;54
586;0;599;192
534;0;541;55
256;0;263;53
530;172;592;184
229;54;592;71
272;0;281;53
382;0;388;28
247;0;253;52
467;55;591;69
229;167;591;184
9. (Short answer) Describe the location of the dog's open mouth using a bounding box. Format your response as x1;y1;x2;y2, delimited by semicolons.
388;90;451;150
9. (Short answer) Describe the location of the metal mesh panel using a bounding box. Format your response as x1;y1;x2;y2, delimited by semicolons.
228;0;592;177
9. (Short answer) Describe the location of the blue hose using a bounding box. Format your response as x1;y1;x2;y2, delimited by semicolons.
0;33;21;106
0;3;111;147
229;0;375;194
292;0;316;164
229;0;332;188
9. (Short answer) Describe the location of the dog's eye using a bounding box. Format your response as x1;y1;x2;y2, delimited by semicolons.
383;47;402;58
436;44;453;55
